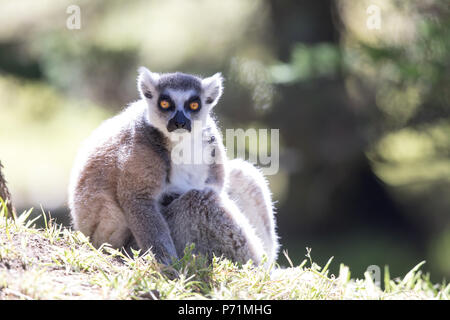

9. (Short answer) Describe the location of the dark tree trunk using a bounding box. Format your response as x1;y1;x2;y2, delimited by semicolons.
0;160;14;215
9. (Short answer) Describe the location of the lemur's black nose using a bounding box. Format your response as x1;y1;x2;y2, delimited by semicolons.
167;111;191;132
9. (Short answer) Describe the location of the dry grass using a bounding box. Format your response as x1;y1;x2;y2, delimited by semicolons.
0;199;448;300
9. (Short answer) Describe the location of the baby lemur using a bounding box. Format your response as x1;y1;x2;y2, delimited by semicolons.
68;67;279;265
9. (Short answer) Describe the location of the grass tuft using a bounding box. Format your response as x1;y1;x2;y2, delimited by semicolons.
0;200;448;300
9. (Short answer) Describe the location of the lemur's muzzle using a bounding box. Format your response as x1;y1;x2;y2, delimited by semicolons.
167;111;191;132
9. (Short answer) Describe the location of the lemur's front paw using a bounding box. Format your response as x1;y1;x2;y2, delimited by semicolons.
152;239;178;265
181;188;219;205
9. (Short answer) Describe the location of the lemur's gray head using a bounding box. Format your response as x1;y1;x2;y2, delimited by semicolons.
137;67;223;135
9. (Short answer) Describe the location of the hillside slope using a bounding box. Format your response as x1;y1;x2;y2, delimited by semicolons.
0;202;448;300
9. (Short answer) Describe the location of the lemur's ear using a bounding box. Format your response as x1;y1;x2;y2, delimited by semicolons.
202;72;223;106
137;67;160;100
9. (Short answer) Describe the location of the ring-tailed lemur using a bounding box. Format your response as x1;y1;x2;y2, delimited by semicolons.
68;67;279;265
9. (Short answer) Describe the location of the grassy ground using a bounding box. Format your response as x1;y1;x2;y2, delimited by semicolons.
0;201;448;300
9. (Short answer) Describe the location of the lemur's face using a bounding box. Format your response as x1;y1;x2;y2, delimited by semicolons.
138;68;223;135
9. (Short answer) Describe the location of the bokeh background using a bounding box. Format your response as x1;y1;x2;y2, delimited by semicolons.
0;0;449;282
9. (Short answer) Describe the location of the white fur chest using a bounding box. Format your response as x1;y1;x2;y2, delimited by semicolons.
166;131;210;194
169;162;209;193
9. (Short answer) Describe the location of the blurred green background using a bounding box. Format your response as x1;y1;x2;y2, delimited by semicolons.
0;0;449;282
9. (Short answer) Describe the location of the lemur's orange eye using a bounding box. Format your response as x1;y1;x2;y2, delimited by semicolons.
160;100;170;109
190;102;199;110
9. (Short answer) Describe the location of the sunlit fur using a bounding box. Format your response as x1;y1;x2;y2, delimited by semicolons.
68;67;279;265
